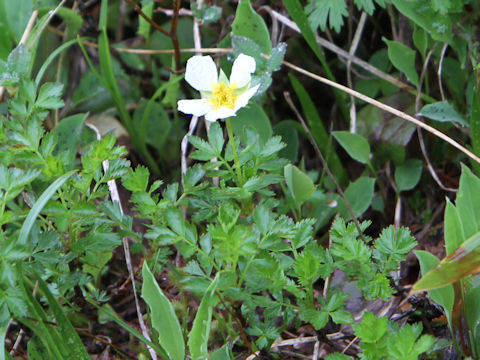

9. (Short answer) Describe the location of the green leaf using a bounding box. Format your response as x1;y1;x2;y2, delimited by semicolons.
414;250;454;316
166;207;186;237
470;87;480;175
418;101;468;127
188;274;220;360
208;122;224;155
465;285;480;342
306;0;348;33
340;177;375;219
52;113;87;166
456;164;480;238
284;164;315;207
137;0;153;40
273;121;298;162
444;198;464;256
134;98;171;152
412;232;480;292
353;311;387;343
210;345;231;360
142;263;185;360
395;159;423;192
33;272;91;360
383;38;419;86
35;82;65;109
332;131;370;165
232;103;272;145
18;171;76;245
231;0;271;54
390;0;452;43
266;42;287;72
0;0;33;43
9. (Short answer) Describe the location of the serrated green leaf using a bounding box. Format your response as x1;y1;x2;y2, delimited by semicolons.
266;42;287;72
35;82;64;109
353;311;387;343
166;207;186;237
306;0;348;33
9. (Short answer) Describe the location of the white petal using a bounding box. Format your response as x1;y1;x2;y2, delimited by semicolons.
185;56;218;92
205;107;236;122
178;99;212;116
234;84;260;111
230;54;256;88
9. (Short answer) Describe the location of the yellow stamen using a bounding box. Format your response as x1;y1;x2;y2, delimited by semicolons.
209;83;237;109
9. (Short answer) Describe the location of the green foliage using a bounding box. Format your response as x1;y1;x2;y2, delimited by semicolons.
352;312;435;360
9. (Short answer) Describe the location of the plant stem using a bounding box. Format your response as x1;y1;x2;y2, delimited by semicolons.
225;118;244;186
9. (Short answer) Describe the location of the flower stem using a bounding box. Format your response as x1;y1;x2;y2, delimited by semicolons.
225;117;244;186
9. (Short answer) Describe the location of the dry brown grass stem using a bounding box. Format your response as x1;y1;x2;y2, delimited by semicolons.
282;60;480;165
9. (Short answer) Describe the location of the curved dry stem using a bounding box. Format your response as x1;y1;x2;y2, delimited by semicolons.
282;60;480;165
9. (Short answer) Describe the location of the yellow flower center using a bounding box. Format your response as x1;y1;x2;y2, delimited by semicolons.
209;83;237;109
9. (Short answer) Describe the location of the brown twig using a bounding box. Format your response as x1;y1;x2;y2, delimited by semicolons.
123;0;169;36
284;91;367;241
170;0;182;71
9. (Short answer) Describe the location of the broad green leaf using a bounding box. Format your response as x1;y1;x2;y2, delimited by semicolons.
413;231;480;292
0;0;33;43
444;198;464;256
456;164;480;238
332;131;370;165
232;103;272;145
395;159;423;192
188;274;220;360
284;164;315;207
210;345;231;360
142;263;185;360
340;177;375;219
418;101;468;127
412;24;429;60
383;38;419;86
414;250;454;316
231;0;271;54
390;0;453;43
18;171;76;245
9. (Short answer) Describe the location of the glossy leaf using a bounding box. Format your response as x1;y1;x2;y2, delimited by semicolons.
332;131;370;165
142;263;185;360
284;164;315;207
413;231;480;292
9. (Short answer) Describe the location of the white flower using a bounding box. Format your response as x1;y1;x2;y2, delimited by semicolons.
177;54;260;122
